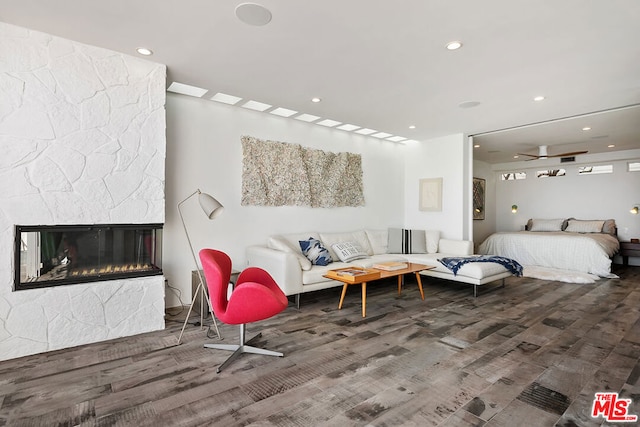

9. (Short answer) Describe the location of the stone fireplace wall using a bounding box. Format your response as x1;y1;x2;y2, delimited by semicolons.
0;23;166;361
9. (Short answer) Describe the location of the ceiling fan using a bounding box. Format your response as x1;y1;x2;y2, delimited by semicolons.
517;145;588;160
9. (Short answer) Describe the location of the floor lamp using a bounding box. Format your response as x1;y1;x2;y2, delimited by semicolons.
177;189;224;345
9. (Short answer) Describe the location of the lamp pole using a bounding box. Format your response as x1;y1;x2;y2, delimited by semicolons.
176;189;223;345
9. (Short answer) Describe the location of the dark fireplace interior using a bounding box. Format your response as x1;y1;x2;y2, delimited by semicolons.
15;224;163;290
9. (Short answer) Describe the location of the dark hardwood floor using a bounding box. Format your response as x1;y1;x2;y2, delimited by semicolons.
1;265;639;426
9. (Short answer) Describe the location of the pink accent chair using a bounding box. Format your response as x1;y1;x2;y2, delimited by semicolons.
199;248;288;373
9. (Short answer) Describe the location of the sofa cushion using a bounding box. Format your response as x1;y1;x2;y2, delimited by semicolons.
299;237;333;266
351;254;408;268
319;230;373;260
268;235;313;270
426;230;440;253
331;241;368;262
388;228;427;254
365;229;388;255
302;262;353;285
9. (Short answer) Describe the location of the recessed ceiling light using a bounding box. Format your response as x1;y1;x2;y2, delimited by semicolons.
270;107;298;117
317;119;341;127
211;92;242;105
235;3;272;26
136;47;153;56
241;100;272;111
294;113;320;122
337;124;360;131
387;136;407;143
446;41;462;50
534;96;545;102
582;127;591;131
355;128;377;135
409;125;416;129
608;144;616;148
513;155;519;159
167;82;208;97
473;144;480;148
371;132;392;139
311;97;321;103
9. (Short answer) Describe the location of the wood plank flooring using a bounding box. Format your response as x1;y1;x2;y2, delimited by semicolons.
1;265;639;426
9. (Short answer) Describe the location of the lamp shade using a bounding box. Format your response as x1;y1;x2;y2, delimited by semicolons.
198;192;224;219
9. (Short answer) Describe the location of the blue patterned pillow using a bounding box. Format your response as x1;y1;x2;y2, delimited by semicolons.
299;237;333;266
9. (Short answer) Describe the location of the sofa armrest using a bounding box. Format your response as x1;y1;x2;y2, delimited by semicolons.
245;246;303;296
438;239;473;256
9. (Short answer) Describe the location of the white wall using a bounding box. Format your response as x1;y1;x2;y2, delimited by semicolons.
164;93;405;307
491;149;640;263
0;23;167;360
403;134;469;240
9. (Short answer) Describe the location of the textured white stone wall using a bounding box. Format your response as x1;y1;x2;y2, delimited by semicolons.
0;23;167;361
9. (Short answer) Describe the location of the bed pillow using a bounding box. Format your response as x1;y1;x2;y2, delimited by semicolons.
331;241;368;262
365;229;388;255
602;219;617;235
299;238;333;266
388;228;427;254
529;219;564;232
565;219;605;233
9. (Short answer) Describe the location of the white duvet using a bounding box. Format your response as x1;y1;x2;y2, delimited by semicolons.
477;231;620;277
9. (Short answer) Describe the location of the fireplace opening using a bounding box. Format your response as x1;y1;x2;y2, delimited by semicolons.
15;224;163;291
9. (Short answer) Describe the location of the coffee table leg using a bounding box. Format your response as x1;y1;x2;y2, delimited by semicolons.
361;282;367;317
338;284;349;309
397;275;402;295
415;273;425;300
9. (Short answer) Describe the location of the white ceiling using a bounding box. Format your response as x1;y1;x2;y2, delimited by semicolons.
2;0;639;163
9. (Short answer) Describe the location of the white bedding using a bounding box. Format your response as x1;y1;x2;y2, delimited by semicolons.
477;231;619;277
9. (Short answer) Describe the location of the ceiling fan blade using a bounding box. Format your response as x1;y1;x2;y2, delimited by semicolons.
517;153;540;158
548;150;589;157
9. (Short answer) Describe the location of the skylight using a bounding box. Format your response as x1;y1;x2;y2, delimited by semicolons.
270;107;298;117
386;136;407;143
295;113;320;122
167;82;208;97
337;124;360;131
371;132;392;139
317;119;341;127
241;100;272;111
211;93;242;105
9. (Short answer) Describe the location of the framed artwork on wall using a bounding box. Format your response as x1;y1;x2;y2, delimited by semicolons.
419;178;443;212
473;177;485;220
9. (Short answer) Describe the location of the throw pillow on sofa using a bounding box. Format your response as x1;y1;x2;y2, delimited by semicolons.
299;237;333;266
331;241;368;262
388;228;427;254
267;235;313;270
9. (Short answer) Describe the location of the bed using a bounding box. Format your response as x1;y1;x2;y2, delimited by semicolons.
477;218;620;278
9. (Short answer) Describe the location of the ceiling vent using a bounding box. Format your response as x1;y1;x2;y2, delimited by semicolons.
560;156;575;163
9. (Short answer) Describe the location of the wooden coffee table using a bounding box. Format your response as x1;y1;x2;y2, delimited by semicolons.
324;263;434;317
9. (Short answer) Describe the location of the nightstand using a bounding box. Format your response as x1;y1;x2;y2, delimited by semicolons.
620;241;640;266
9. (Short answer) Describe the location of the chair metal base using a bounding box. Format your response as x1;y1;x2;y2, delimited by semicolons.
204;323;283;373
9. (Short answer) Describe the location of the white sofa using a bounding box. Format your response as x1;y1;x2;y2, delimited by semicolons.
246;229;514;305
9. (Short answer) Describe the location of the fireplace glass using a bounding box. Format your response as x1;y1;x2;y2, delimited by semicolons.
15;224;163;290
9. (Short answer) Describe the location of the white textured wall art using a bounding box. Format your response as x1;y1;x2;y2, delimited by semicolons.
241;136;365;208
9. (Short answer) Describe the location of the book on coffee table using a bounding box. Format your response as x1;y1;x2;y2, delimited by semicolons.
336;268;370;277
325;267;381;283
372;261;408;271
